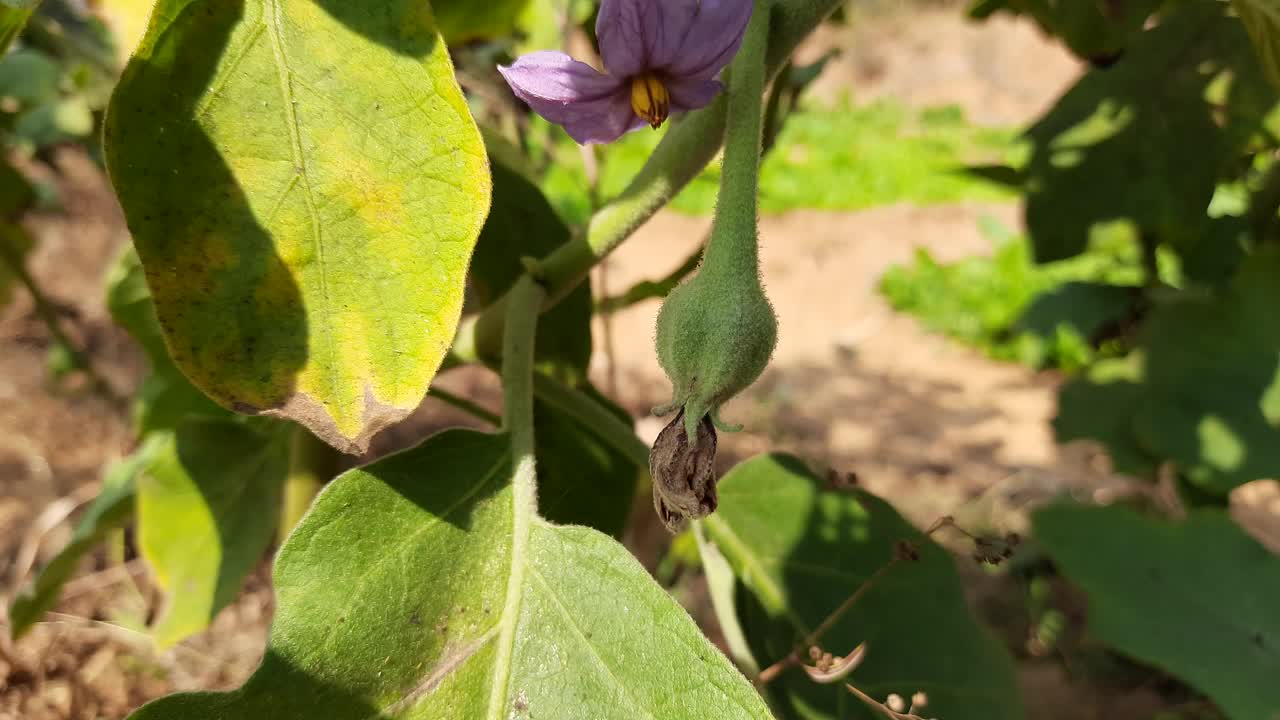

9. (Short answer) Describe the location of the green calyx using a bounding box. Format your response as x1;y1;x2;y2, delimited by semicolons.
653;1;776;443
654;252;777;441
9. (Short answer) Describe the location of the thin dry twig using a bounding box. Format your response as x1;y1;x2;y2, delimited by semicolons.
757;540;919;686
29;612;218;669
9;484;98;593
58;559;147;602
756;514;982;688
845;684;933;720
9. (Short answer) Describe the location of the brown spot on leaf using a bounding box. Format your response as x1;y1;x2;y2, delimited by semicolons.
262;384;410;455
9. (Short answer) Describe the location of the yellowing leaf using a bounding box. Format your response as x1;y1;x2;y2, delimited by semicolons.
105;0;491;453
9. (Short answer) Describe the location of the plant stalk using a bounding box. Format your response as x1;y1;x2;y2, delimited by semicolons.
277;426;340;545
700;0;769;282
0;225;114;397
465;0;844;363
487;275;545;714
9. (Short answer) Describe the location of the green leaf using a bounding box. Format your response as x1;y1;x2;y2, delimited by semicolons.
704;454;1023;720
128;429;771;719
471;153;592;382
432;0;530;43
1035;503;1280;720
104;246;229;433
0;49;60;107
12;96;95;146
104;0;491;454
8;436;162;640
1235;0;1280;89
533;385;637;537
1057;251;1280;491
969;0;1160;60
1013;281;1137;343
1055;353;1159;477
1022;1;1276;262
1134;253;1280;491
0;0;41;52
137;419;289;647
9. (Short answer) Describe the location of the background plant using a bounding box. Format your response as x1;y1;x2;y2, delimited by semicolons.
1;1;1278;719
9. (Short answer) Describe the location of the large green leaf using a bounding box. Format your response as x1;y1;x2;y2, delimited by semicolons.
105;246;229;433
104;0;491;454
1056;251;1280;492
1021;1;1275;262
1054;353;1159;478
1035;504;1280;720
1235;0;1280;89
533;385;637;537
137;419;289;647
129;429;770;719
7;437;161;640
704;454;1022;720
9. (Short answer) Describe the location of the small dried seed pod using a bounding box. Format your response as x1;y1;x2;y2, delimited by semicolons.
649;410;718;533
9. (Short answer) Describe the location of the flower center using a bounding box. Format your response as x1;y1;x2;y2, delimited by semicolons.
630;73;670;130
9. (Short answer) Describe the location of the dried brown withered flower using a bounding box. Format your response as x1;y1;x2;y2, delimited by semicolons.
649;410;718;533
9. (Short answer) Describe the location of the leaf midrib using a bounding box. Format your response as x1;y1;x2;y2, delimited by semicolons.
263;0;340;415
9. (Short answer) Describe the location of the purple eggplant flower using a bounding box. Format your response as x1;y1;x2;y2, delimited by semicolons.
498;0;753;144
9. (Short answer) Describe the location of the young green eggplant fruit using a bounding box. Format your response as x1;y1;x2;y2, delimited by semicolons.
654;236;777;442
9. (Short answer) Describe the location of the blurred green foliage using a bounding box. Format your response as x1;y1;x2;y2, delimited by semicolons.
0;1;115;160
538;100;1019;225
879;217;1151;371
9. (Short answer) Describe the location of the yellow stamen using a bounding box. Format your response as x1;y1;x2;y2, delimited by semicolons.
630;73;670;130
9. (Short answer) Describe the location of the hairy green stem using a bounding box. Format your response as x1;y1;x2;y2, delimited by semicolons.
489;275;545;717
531;373;650;467
428;386;500;426
278;426;340;545
701;1;769;281
501;276;545;475
467;0;844;362
594;59;801;316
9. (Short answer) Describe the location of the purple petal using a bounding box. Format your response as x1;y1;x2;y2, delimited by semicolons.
665;0;753;81
666;77;723;113
498;51;640;144
597;0;699;78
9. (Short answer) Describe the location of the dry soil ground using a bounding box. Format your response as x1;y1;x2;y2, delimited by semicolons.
2;6;1278;720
